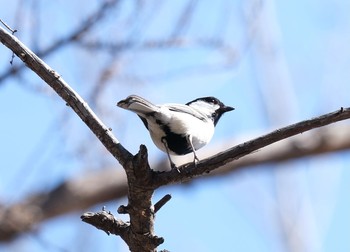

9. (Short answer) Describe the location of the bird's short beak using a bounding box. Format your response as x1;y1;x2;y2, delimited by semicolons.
221;106;235;113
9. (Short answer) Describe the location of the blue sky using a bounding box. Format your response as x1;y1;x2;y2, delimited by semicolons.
1;0;350;251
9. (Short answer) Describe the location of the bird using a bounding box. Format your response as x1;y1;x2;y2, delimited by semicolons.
117;95;234;169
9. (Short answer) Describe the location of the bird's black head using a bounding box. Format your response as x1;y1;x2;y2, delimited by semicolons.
186;96;234;126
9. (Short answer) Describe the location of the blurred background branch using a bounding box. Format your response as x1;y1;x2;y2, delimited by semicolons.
1;123;349;242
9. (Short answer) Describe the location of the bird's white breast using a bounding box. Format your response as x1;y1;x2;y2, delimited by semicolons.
146;106;215;155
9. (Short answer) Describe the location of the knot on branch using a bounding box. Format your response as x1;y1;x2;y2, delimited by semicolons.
117;204;129;214
133;144;150;169
150;235;165;247
128;232;164;251
81;210;128;236
129;144;154;186
81;207;165;251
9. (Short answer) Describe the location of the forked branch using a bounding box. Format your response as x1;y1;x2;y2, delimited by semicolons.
1;24;350;252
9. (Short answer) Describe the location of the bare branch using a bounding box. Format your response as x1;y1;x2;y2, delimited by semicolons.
0;169;127;241
0;19;17;34
81;209;164;249
212;124;350;176
81;210;129;236
170;0;198;38
78;38;228;53
0;0;120;84
1;25;160;250
1;123;350;241
0;25;132;167
154;194;172;213
153;108;350;187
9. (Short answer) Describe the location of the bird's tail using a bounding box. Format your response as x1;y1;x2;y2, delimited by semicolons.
117;95;159;115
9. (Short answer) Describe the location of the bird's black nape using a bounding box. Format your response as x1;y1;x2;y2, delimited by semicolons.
186;96;221;106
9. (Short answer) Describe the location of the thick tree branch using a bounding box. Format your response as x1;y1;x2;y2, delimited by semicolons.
1;24;163;251
0;24;132;167
212;124;350;176
153;108;350;187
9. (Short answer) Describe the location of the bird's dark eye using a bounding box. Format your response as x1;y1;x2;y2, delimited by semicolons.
211;99;218;104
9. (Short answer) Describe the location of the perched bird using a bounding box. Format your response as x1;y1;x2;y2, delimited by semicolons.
117;95;234;169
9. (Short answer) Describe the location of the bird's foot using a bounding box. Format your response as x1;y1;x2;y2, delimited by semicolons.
193;153;200;167
170;162;181;173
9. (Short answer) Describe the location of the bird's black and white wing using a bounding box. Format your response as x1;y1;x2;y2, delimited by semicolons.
163;103;208;122
117;95;160;115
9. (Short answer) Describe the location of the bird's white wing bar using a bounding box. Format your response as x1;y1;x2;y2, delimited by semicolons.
165;104;207;122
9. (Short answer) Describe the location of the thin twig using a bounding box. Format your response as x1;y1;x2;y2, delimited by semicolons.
0;19;17;64
0;19;17;34
154;194;172;213
0;0;120;83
